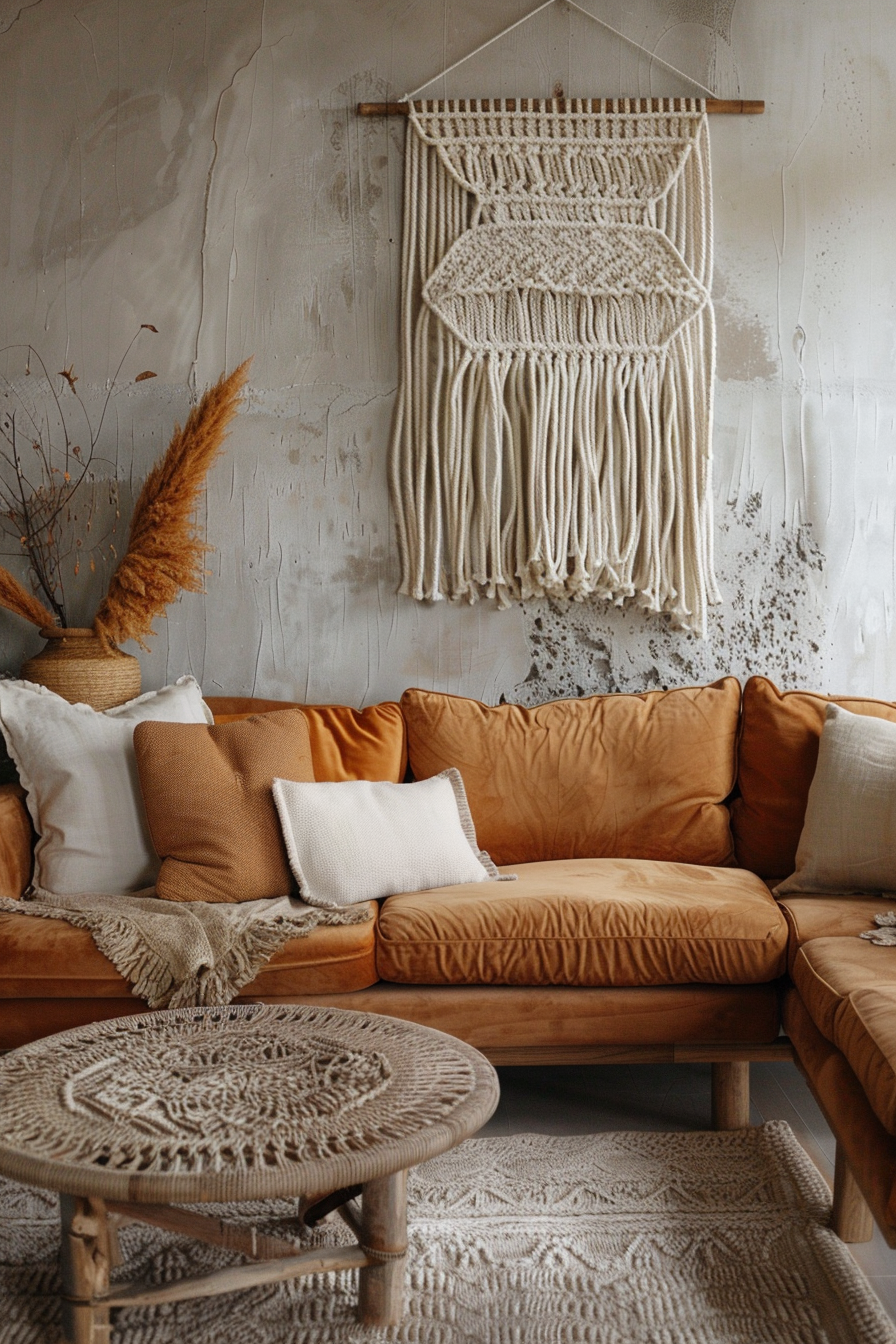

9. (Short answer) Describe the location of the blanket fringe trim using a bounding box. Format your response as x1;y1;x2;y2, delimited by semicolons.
0;894;370;1009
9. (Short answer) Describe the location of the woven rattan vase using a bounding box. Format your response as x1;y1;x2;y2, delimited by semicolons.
21;628;141;710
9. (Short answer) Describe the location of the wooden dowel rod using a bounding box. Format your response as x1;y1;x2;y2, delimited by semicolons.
98;1245;370;1309
358;98;763;116
105;1199;301;1263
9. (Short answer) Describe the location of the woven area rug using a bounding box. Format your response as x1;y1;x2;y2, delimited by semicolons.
1;1121;893;1343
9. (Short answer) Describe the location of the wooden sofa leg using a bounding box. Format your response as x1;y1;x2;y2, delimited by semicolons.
832;1141;874;1242
711;1062;750;1129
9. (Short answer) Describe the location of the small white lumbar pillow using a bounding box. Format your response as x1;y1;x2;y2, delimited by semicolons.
0;676;212;896
777;704;896;896
272;768;503;908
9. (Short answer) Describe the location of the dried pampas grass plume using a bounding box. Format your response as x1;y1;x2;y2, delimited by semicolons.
93;359;251;649
0;566;56;630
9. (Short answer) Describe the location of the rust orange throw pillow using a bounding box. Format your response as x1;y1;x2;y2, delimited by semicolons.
401;680;740;868
204;698;407;783
134;709;315;903
732;676;896;878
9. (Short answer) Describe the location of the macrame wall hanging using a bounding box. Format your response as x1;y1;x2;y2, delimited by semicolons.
366;1;764;637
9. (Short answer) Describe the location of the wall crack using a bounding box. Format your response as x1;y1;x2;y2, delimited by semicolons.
0;0;42;38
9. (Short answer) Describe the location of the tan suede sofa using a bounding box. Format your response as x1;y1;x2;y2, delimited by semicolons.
2;674;896;1249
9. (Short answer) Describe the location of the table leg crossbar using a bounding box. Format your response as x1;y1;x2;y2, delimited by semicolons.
59;1172;408;1343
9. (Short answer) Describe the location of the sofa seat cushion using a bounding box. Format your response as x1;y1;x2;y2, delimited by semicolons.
776;894;887;972
376;858;789;987
791;938;886;1039
792;937;896;1134
837;987;896;1138
0;903;379;999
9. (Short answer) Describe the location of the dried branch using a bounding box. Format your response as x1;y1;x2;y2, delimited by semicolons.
93;359;251;649
0;564;55;629
0;327;157;624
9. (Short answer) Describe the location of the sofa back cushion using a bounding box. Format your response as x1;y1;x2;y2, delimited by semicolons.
400;680;740;867
204;698;407;784
732;676;896;878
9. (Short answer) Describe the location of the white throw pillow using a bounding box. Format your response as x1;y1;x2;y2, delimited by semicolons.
0;676;213;895
777;704;896;896
272;768;502;908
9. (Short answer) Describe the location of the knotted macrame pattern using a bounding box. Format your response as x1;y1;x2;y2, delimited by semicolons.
390;98;720;634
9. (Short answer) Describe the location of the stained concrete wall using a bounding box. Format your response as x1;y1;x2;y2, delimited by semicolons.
0;0;894;704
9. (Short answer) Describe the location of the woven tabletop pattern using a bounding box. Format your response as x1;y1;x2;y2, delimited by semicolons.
0;1004;498;1203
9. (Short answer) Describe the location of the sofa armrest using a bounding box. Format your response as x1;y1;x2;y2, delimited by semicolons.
0;783;33;898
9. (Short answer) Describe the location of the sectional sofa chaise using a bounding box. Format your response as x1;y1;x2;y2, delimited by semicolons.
2;674;896;1249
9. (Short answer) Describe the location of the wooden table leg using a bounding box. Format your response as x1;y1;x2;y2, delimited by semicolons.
358;1169;407;1326
59;1194;112;1344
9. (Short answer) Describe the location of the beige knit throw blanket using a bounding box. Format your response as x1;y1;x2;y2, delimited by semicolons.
391;98;719;634
0;889;370;1009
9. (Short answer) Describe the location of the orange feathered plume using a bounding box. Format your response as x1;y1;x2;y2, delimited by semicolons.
93;359;251;649
0;565;56;630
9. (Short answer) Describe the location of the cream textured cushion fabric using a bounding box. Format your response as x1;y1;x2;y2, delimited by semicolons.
272;768;502;908
0;676;212;896
777;705;896;895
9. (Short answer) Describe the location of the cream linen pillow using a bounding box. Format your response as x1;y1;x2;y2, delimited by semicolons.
0;676;212;895
272;768;504;908
777;704;896;895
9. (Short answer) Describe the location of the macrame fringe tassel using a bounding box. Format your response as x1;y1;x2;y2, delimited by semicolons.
390;100;719;636
394;321;719;631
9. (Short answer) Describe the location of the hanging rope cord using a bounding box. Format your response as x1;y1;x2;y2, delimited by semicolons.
403;0;719;103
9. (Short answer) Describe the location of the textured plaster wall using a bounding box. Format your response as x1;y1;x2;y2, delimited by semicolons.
0;0;894;705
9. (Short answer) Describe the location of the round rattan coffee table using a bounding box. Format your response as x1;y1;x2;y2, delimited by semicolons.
0;1003;499;1342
